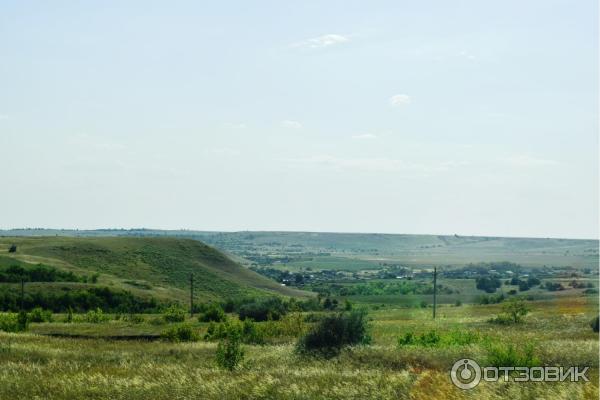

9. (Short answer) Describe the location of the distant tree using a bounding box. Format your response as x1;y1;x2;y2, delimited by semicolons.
502;298;529;323
8;245;17;253
476;276;502;293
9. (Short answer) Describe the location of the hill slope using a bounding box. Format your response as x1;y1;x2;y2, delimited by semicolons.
0;236;311;303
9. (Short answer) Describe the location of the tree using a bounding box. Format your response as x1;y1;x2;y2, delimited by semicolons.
8;245;17;253
502;298;529;323
476;276;502;293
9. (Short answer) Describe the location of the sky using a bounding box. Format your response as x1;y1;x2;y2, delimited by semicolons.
0;0;598;239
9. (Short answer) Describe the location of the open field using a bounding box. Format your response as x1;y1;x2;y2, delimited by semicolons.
0;296;597;400
2;230;597;270
0;234;597;399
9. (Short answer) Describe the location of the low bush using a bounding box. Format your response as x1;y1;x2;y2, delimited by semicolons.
591;316;599;333
84;308;110;323
161;324;200;342
486;342;540;368
163;305;186;323
296;309;371;356
28;307;53;323
215;323;244;371
0;312;28;332
238;297;287;322
397;330;480;347
198;304;226;323
489;298;529;324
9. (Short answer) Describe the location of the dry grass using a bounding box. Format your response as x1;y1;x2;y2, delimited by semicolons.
0;297;597;399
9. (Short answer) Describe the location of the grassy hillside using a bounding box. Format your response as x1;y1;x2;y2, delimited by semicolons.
0;236;310;303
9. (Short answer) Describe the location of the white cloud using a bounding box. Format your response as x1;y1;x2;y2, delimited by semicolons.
281;120;303;129
459;50;476;60
501;155;558;167
352;133;377;140
286;155;466;174
292;34;349;49
389;94;411;107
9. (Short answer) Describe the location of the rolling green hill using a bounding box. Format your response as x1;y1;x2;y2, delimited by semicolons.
0;236;311;303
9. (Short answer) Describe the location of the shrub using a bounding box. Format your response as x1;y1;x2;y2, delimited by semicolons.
486;342;540;368
502;298;529;323
454;300;462;307
161;324;200;342
84;308;110;323
8;245;16;253
398;330;480;347
0;313;28;332
199;304;226;322
296;309;370;356
591;316;599;333
238;298;287;322
215;324;244;371
28;307;53;323
163;305;186;323
241;319;265;344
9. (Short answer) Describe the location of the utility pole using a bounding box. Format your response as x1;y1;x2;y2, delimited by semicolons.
433;267;437;319
189;273;194;317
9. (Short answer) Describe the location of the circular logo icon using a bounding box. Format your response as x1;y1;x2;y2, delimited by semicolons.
450;358;481;390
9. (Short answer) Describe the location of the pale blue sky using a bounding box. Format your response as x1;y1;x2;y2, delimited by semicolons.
1;1;597;238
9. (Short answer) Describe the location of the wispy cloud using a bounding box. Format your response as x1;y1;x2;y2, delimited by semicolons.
286;155;467;174
352;133;377;140
281;120;303;129
459;50;476;60
292;34;349;49
389;94;411;107
0;114;9;120
501;155;558;167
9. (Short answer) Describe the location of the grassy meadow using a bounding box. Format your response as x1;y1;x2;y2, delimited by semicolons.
0;296;597;400
0;234;597;399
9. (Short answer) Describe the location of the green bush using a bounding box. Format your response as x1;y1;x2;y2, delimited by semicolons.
486;342;540;368
591;316;599;333
163;305;186;323
397;330;480;347
238;297;287;322
215;323;245;371
296;309;371;356
28;307;53;323
489;298;529;324
161;324;200;342
84;308;110;323
199;304;226;322
0;313;28;332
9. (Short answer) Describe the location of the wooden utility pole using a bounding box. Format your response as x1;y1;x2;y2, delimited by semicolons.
189;273;194;317
433;267;437;319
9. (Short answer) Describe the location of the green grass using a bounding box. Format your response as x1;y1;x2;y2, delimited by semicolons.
0;295;597;399
0;237;312;303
